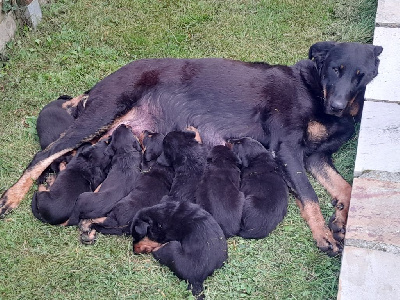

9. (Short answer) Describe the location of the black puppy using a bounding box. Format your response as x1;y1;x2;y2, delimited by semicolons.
157;130;207;202
131;200;228;299
76;132;174;239
31;140;112;225
196;145;245;238
230;137;289;239
67;125;142;228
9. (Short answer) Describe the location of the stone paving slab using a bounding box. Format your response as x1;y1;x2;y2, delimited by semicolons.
376;0;400;27
364;27;400;102
0;12;17;53
338;246;400;300
353;101;400;176
345;177;400;249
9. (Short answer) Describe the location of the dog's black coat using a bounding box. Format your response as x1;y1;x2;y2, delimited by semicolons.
131;200;228;299
31;140;112;225
67;125;142;226
2;42;383;255
89;132;174;235
196;145;245;238
230;137;288;239
157;130;207;203
36;95;77;150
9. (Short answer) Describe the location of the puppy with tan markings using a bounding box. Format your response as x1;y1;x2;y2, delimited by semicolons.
229;137;289;239
31;140;112;225
67;124;142;228
131;200;228;300
157;130;207;203
196;145;245;238
76;131;173;239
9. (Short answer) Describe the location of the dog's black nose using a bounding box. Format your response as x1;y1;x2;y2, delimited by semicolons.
330;100;346;112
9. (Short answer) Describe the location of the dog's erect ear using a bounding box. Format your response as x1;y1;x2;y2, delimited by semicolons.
372;45;383;57
308;41;337;71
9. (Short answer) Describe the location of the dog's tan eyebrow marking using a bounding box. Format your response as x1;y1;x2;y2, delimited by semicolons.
356;70;360;75
340;65;344;70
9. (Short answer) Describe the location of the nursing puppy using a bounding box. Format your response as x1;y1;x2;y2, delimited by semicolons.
157;130;207;202
230;137;289;239
196;145;245;238
77;132;174;240
67;125;142;227
131;200;228;299
31;140;112;225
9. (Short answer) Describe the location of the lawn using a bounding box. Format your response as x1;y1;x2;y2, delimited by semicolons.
0;0;377;299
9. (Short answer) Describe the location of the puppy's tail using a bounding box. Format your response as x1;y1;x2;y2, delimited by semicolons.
189;282;205;300
31;191;46;223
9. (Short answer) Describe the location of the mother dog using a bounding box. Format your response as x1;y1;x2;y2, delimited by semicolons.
0;41;382;256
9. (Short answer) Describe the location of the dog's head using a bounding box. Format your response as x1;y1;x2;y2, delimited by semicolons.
309;41;383;117
207;145;242;168
105;124;142;156
141;130;165;169
228;137;271;168
157;130;199;167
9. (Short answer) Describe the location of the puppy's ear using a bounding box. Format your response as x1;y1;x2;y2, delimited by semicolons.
132;221;150;241
308;41;336;71
156;151;171;166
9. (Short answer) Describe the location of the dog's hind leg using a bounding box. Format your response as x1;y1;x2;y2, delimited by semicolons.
305;153;351;242
0;148;74;217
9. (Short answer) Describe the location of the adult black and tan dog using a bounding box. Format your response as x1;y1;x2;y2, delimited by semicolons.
131;200;228;299
0;41;382;256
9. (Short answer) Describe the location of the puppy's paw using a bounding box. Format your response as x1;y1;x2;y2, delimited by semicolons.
78;219;97;245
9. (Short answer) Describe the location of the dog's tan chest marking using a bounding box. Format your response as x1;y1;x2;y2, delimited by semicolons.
307;121;328;142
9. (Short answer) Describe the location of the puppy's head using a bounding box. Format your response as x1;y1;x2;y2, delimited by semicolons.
131;206;168;253
309;41;383;117
157;130;199;167
141;131;165;169
207;145;241;168
105;124;142;156
228;137;270;168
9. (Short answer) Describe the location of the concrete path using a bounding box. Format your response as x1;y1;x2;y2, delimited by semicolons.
337;0;400;299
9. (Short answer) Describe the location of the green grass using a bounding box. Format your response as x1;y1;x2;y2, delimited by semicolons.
0;0;377;299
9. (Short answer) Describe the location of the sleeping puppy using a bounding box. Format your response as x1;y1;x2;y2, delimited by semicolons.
229;137;289;239
196;145;245;238
76;132;174;240
36;95;79;183
131;199;228;300
31;139;112;225
140;130;165;171
157;130;207;202
67;124;143;227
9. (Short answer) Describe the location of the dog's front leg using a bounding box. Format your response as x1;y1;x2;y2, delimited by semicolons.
278;142;342;256
305;152;351;243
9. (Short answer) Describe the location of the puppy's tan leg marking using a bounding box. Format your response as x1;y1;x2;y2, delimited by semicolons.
296;200;341;256
61;94;88;109
93;183;102;193
0;148;73;216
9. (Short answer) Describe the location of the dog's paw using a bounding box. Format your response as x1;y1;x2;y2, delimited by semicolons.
0;191;17;218
314;227;343;257
80;229;97;245
78;219;97;245
329;211;346;242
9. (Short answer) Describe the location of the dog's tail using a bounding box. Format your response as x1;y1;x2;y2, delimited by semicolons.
189;281;205;300
31;191;47;223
